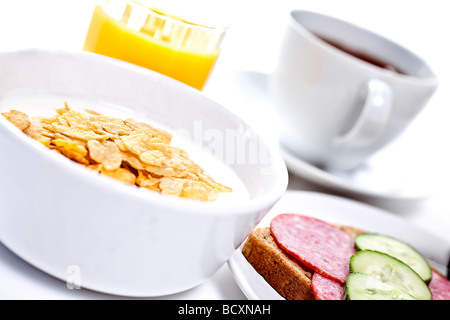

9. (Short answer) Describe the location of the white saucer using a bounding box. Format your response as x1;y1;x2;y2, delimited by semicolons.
282;145;434;202
0;211;245;300
227;191;450;300
0;239;245;300
206;69;437;202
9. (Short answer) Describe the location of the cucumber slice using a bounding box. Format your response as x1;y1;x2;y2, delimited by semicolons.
355;233;432;283
349;250;432;300
345;273;416;300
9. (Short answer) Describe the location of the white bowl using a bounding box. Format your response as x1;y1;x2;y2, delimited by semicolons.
0;49;288;297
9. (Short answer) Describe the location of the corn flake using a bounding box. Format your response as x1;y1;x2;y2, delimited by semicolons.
87;140;122;171
2;110;31;131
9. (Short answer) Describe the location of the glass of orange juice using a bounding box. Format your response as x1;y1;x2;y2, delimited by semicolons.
83;0;228;90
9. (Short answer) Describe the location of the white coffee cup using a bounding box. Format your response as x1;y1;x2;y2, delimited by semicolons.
271;10;438;171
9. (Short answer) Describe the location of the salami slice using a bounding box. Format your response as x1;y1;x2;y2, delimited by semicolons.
429;270;450;300
270;214;355;284
311;272;344;300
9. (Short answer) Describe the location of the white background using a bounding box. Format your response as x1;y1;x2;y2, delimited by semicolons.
0;0;449;299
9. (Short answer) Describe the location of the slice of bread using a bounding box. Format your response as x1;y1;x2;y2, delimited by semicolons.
242;225;366;300
242;227;315;300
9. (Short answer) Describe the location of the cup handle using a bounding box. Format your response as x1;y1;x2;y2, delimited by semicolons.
334;79;392;148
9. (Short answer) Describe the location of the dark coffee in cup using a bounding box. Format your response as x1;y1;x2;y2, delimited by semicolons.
316;35;406;75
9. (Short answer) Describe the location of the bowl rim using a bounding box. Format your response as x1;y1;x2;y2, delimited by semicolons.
0;49;289;215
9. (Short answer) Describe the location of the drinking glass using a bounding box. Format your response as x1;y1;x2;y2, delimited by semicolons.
84;0;228;90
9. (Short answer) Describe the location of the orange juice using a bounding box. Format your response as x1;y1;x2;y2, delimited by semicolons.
83;2;226;90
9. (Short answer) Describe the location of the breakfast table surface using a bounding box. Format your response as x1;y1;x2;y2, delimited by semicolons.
0;0;449;300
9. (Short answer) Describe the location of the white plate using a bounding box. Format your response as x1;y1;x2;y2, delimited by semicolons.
207;70;436;202
227;190;450;300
